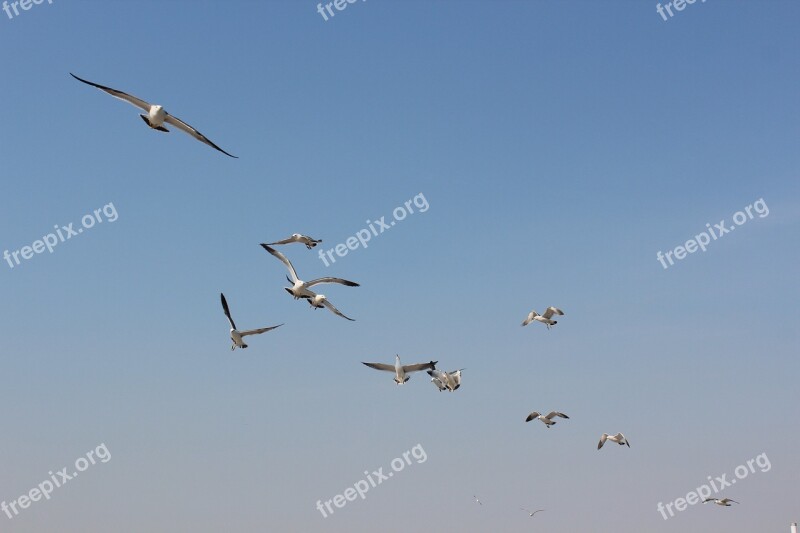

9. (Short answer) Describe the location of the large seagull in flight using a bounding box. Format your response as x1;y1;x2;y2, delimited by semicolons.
70;73;238;158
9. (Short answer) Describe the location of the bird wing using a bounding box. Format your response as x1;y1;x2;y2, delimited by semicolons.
265;237;295;245
240;324;283;337
163;112;237;158
525;412;540;422
260;244;300;283
362;362;395;372
542;307;564;319
402;361;438;373
220;293;236;330
521;311;537;326
702;498;714;503
598;433;608;449
546;411;569;420
322;299;355;321
531;510;545;516
306;277;360;288
70;73;152;112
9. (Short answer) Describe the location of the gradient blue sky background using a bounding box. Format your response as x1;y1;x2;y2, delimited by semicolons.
1;1;798;531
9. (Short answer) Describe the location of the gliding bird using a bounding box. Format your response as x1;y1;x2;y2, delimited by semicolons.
362;355;438;385
70;73;237;157
522;307;564;329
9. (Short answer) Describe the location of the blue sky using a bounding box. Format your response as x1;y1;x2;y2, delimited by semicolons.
0;1;798;531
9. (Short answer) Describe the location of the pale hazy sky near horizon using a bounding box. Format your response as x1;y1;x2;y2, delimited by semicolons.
0;1;798;532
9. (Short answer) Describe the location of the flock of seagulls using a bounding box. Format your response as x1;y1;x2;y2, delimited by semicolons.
69;72;741;523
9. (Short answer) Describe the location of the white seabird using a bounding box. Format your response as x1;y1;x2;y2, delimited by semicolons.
260;244;359;300
220;293;282;350
525;411;569;428
520;508;545;517
361;355;438;385
70;73;237;158
427;368;464;392
597;432;630;449
522;307;564;329
306;292;356;321
265;234;322;249
703;498;738;506
473;495;482;506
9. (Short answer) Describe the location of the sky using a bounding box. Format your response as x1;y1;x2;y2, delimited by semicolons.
0;0;798;531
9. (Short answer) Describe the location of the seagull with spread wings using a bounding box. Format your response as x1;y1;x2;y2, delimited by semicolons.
597;432;630;450
265;234;322;249
520;508;545;517
220;293;283;351
703;498;738;506
362;355;438;385
428;368;465;392
70;73;237;157
525;411;569;428
522;307;565;329
260;244;359;300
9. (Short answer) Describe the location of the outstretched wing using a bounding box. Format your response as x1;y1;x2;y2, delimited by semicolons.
322;299;355;321
546;411;569;420
164;112;238;158
261;244;300;283
362;362;396;373
525;412;540;422
306;277;360;288
220;293;236;330
71;73;152;112
542;307;564;319
240;324;283;337
402;361;438;373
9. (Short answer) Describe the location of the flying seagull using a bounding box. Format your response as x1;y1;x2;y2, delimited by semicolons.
473;495;482;506
306;292;356;321
70;73;237;158
220;293;282;350
703;498;738;506
265;234;322;249
260;244;359;300
428;368;464;392
597;432;630;450
525;411;569;428
520;508;545;517
522;307;564;329
362;355;437;385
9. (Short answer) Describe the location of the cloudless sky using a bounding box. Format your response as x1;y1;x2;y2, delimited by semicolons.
0;1;798;532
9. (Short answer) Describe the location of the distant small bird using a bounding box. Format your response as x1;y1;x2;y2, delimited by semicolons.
520;508;545;517
362;355;438;385
473;495;482;506
428;369;464;392
265;234;322;249
220;293;282;350
703;498;738;506
522;307;564;329
525;411;569;428
70;73;237;158
597;432;630;449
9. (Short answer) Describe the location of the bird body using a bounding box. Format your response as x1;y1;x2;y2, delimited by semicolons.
703;498;738;506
